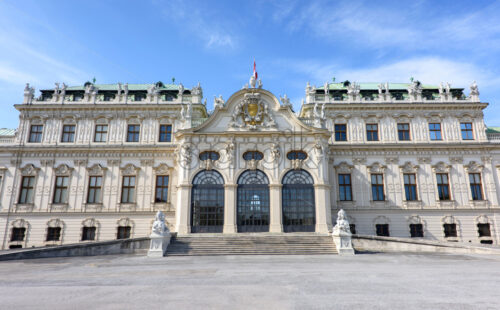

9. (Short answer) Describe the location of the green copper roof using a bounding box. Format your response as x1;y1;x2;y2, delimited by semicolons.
0;128;16;136
486;127;500;133
44;83;180;92
319;82;457;90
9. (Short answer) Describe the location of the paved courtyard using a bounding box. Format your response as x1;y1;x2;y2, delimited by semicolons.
0;253;499;309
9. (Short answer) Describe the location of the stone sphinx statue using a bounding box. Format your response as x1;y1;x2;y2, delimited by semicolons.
151;211;169;237
332;209;355;255
148;211;171;257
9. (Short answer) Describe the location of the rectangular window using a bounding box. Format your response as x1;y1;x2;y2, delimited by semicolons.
477;223;491;237
61;125;76;142
469;173;483;200
371;174;384;201
366;124;379;141
155;175;169;203
338;174;352;201
335;124;347;141
397;123;411;141
349;224;356;235
376;224;389;237
10;227;26;242
121;176;136;203
429;123;442;140
436;173;451;200
46;227;61;241
117;226;131;239
87;176;102;203
461;122;474;140
53;176;69;204
443;224;457;238
94;125;108;142
28;125;43;143
127;125;140;142
159;124;172;142
410;224;424;238
404;174;418;201
18;176;35;204
134;93;145;102
82;227;96;241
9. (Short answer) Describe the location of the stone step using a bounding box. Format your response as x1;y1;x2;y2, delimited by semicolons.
166;234;338;256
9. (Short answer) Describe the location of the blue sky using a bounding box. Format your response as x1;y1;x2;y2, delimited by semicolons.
1;0;500;128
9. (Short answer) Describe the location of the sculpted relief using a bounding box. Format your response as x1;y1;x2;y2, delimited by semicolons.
229;93;276;130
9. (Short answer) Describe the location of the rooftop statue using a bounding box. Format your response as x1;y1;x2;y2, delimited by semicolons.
214;95;225;109
470;81;479;96
249;75;256;88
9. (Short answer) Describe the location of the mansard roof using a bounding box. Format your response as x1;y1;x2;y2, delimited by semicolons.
0;128;15;136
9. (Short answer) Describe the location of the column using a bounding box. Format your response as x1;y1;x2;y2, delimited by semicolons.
315;183;332;233
175;184;191;234
223;184;237;233
269;184;282;233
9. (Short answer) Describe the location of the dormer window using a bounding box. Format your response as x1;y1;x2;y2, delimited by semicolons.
287;151;307;160
199;151;220;161
243;151;263;161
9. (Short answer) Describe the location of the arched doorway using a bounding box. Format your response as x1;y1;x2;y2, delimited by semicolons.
282;169;315;232
191;170;224;233
237;170;270;232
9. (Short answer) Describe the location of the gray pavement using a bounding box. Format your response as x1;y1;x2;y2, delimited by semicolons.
1;253;499;309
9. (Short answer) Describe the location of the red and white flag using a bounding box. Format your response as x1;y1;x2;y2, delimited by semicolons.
253;60;258;80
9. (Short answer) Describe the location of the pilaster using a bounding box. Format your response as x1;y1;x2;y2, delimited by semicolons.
223;184;237;233
269;184;283;233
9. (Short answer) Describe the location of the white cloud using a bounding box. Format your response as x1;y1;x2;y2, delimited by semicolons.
284;57;500;91
279;0;500;51
158;0;236;49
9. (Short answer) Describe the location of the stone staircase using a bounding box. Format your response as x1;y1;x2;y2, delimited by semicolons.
166;234;338;256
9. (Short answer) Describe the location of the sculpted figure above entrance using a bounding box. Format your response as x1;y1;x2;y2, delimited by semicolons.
229;92;276;130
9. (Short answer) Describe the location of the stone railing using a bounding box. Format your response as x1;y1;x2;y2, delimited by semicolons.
487;132;500;142
298;118;315;126
0;136;15;144
191;118;209;127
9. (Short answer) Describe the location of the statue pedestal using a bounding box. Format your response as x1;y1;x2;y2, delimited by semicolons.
147;233;171;258
332;231;355;256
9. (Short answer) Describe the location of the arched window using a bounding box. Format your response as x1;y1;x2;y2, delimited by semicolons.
191;170;224;233
237;170;269;232
242;151;264;161
282;169;315;232
286;150;308;160
199;151;220;161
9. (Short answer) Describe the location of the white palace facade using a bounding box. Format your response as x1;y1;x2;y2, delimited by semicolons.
0;77;499;249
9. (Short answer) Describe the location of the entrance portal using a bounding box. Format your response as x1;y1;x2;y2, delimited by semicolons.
282;169;315;232
237;170;270;232
191;170;224;233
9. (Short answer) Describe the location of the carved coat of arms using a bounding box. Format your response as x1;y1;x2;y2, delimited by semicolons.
229;92;276;130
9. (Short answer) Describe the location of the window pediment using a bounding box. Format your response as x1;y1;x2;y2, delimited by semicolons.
87;163;107;176
368;162;386;173
432;161;451;173
20;164;39;176
400;161;419;173
82;218;98;227
54;164;73;176
153;163;171;175
47;218;64;228
464;161;483;173
120;163;140;175
12;218;29;228
334;161;354;174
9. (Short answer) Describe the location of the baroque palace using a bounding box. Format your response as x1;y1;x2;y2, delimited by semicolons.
0;75;499;250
